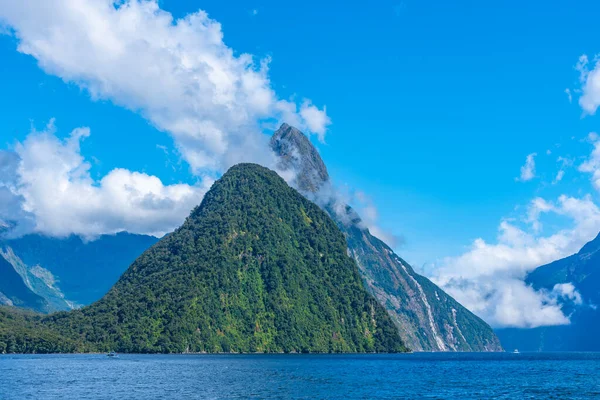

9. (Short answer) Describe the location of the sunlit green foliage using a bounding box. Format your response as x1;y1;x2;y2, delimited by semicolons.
0;307;84;353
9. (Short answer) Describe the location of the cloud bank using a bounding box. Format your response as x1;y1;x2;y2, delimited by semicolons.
433;196;597;328
1;121;210;239
0;0;330;174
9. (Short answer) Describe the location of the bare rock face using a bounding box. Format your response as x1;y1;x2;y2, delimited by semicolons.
271;123;503;352
270;123;330;193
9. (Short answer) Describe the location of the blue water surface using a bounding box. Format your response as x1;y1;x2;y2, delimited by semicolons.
1;352;600;399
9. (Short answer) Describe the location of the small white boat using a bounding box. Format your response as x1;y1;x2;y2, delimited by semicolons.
513;349;520;354
107;351;118;357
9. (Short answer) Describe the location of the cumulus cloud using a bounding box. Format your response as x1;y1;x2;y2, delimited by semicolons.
516;153;537;182
575;54;600;115
432;195;599;328
439;277;570;329
299;101;331;142
0;0;330;174
553;283;583;305
2;121;210;239
526;197;554;233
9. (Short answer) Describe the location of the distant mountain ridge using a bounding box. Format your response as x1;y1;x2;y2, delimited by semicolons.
271;123;502;352
0;233;159;312
496;233;600;351
0;255;48;312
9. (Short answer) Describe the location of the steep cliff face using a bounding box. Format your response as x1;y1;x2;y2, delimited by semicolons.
271;123;502;352
270;123;330;193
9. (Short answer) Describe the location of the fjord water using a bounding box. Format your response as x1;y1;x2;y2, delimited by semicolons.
2;353;600;399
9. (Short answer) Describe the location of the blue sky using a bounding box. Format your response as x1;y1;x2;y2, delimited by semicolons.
2;0;600;327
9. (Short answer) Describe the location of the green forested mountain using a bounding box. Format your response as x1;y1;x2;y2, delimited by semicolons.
0;307;82;353
271;123;502;352
0;163;406;354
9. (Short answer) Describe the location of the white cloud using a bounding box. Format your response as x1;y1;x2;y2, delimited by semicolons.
553;156;572;185
439;277;569;329
0;0;330;174
553;283;583;305
353;191;403;248
432;195;600;328
554;169;565;184
0;151;36;236
526;197;553;232
299;101;331;142
516;153;537;182
3;121;210;239
301;180;403;249
565;88;572;103
575;54;600;115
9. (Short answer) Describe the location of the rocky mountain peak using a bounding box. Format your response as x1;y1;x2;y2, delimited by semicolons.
270;123;329;193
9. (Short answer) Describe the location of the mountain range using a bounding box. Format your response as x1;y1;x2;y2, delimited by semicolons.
0;123;503;353
496;233;600;351
0;233;159;312
0;164;406;353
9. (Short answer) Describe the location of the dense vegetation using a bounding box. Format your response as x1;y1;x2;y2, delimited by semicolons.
0;307;83;353
0;164;406;354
